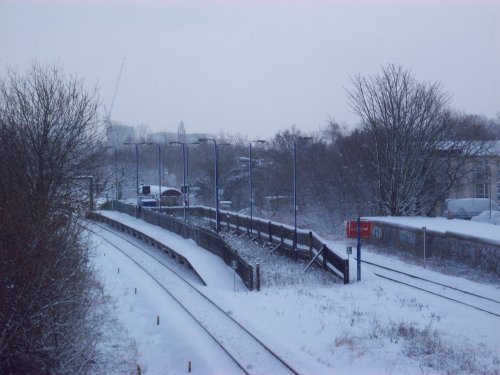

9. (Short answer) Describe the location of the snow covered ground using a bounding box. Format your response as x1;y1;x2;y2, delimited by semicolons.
88;213;500;375
90;227;243;375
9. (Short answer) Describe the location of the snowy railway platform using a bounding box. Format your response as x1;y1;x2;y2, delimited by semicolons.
92;210;245;291
87;210;500;375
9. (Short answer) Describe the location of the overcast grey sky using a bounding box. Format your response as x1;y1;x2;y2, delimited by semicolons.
1;0;499;138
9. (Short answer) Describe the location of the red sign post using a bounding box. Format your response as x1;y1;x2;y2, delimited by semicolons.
346;219;373;282
346;220;373;239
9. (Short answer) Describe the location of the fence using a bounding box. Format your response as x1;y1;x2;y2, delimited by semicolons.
107;205;349;284
100;201;349;284
368;220;500;275
203;207;349;284
100;201;254;290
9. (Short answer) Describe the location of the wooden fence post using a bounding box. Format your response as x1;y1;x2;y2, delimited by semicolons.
343;259;349;284
268;221;272;243
280;225;285;253
256;263;260;291
309;231;313;258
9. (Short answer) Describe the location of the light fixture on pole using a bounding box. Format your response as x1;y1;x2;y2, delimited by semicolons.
249;140;266;235
198;138;230;233
162;146;169;187
144;142;162;213
487;163;492;219
105;146;118;209
123;142;141;195
186;142;200;213
292;136;312;249
169;141;189;221
198;138;219;232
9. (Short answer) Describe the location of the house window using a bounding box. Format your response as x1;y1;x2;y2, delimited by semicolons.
475;183;488;199
474;160;487;181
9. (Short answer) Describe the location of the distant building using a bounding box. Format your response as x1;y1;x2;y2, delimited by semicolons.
148;132;216;144
106;123;135;146
447;141;500;206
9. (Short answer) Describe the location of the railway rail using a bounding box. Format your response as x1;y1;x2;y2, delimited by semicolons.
86;220;300;375
360;258;500;318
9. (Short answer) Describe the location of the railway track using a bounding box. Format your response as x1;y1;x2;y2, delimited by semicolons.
360;258;500;318
86;220;300;375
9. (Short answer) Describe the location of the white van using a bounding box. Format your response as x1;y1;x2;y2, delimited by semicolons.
445;198;500;220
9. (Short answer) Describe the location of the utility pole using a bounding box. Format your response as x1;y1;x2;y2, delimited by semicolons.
249;140;265;235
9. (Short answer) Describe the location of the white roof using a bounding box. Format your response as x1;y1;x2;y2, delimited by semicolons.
140;185;182;196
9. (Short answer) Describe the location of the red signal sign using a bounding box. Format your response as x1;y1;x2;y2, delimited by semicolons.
346;220;373;239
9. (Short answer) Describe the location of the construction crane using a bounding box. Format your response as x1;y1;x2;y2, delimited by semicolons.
106;57;126;126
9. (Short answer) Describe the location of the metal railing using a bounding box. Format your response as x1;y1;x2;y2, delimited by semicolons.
100;201;349;284
197;206;350;284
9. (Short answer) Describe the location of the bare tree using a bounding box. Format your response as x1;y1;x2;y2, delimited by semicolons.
328;126;376;217
135;123;149;142
177;120;186;143
0;63;106;373
347;64;452;215
446;112;498;141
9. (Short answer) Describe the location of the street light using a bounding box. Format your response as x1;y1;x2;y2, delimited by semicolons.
105;146;118;209
144;142;162;213
123;142;142;195
249;140;266;235
487;162;492;219
186;142;200;212
163;141;200;221
198;138;230;233
169;141;196;221
293;136;312;248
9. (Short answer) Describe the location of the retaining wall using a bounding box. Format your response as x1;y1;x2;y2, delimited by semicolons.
368;221;500;275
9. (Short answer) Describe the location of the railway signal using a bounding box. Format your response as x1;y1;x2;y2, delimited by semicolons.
346;219;373;281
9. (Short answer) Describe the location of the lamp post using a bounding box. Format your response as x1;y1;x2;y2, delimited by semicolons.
198;138;230;233
169;141;188;221
487;163;492;219
186;142;200;212
169;141;200;221
249;140;266;235
198;138;219;232
124;142;141;195
105;146;118;209
162;146;169;187
144;142;162;213
292;136;312;248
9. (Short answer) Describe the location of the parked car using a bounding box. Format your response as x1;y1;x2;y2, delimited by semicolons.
137;196;157;207
471;210;500;225
445;198;500;220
